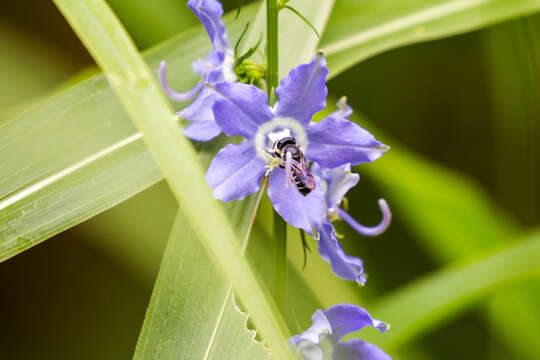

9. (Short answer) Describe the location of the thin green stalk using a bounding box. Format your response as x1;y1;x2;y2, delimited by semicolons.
273;210;288;311
266;0;288;313
266;0;279;100
51;0;293;358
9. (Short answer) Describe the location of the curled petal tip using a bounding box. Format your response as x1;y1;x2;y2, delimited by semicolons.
158;59;203;102
338;199;391;237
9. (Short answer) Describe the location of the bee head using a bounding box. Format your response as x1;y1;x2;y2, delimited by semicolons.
273;137;297;155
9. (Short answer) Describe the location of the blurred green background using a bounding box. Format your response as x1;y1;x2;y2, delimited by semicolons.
1;1;539;359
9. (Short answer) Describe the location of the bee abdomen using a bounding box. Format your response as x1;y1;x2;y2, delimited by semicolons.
292;173;311;196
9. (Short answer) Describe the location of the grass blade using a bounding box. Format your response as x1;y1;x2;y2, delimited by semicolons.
320;0;540;77
134;195;270;359
365;231;540;351
51;0;293;357
0;4;259;262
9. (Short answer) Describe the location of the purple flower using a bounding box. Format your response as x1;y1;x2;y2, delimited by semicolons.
159;0;236;141
314;163;392;285
206;52;388;235
291;304;392;360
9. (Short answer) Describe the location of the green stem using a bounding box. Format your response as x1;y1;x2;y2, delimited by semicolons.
266;0;278;101
273;211;288;311
266;0;288;311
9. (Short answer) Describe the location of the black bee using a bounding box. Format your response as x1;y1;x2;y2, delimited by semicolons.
273;137;315;196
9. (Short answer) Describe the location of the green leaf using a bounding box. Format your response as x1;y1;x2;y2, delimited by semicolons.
52;0;292;357
481;16;540;359
364;231;540;351
0;4;260;262
134;196;271;360
320;0;540;77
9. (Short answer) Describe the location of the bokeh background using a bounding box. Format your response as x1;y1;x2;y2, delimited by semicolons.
1;1;539;359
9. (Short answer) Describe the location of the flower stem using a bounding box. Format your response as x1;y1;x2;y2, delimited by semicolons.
266;0;278;102
266;0;287;311
273;209;288;311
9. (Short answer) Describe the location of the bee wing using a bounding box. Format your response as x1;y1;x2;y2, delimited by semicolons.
291;157;316;190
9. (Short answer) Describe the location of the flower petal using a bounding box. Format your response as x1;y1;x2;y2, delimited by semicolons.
206;141;266;201
306;116;388;168
274;52;328;125
318;221;367;285
333;339;392;360
178;87;222;141
321;164;359;213
338;200;392;237
291;341;324;360
183;120;221;141
192;51;223;75
212;82;273;139
323;304;389;342
291;310;332;346
267;168;325;234
188;0;230;52
159;61;204;102
180;87;216;121
329;96;353;119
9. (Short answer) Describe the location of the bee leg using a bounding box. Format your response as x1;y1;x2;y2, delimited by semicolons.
264;157;282;178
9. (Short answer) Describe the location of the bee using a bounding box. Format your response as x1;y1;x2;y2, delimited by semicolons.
273;137;315;196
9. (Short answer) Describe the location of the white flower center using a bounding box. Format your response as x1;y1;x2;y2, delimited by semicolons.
254;117;308;162
222;49;237;83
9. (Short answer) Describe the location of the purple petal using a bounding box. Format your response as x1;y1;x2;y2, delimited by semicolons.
159;61;204;102
274;52;328;125
318;221;367;285
338;200;392;237
188;0;230;53
180;87;216;121
290;305;391;360
211;82;273;139
306;116;388;168
333;339;393;360
183;120;222;141
329;96;353;119
206;141;266;201
291;310;331;346
321;164;359;212
267;168;325;234
179;87;221;141
192;51;223;75
323;304;389;342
